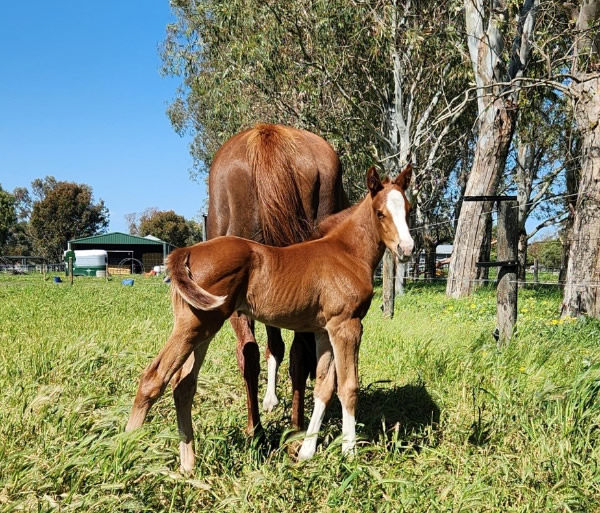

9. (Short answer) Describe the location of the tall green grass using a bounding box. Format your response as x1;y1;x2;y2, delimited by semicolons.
1;274;599;512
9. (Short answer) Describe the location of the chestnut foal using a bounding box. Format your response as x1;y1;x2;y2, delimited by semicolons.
126;165;413;470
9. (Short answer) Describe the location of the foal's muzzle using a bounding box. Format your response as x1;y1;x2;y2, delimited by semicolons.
396;240;414;262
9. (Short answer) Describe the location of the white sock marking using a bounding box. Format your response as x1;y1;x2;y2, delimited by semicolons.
297;398;327;461
262;354;279;412
341;405;356;455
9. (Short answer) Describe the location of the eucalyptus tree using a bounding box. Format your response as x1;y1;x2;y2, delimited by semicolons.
561;0;600;318
446;0;539;298
0;186;16;250
163;0;472;314
508;93;569;284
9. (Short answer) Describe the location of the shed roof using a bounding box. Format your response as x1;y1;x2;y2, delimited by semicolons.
69;232;170;246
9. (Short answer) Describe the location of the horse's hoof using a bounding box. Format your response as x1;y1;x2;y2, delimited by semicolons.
262;393;279;412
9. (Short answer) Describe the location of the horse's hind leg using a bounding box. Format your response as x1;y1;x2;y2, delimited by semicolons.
126;310;218;433
231;312;262;435
263;326;284;412
289;332;316;430
171;340;212;474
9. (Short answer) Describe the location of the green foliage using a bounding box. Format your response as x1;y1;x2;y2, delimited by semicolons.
529;238;562;268
136;209;192;248
162;0;470;199
28;177;109;262
1;276;599;511
0;185;16;249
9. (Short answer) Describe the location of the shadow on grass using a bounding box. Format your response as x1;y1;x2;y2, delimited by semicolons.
357;381;440;444
213;380;441;462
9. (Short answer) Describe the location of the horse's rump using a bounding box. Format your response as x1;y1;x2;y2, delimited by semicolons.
246;124;313;246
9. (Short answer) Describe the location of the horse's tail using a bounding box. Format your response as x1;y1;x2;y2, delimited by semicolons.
167;248;226;311
246;123;313;246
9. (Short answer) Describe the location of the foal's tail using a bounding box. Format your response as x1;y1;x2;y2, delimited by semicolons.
246;123;312;246
167;248;227;311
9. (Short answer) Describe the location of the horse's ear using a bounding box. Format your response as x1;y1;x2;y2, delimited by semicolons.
366;166;383;196
395;163;412;190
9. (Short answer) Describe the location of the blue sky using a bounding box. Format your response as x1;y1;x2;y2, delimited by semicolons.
0;1;205;233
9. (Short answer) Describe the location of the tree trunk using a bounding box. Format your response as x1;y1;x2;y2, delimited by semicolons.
447;101;517;297
561;76;600;318
448;0;536;298
382;249;396;318
423;238;437;281
518;230;528;286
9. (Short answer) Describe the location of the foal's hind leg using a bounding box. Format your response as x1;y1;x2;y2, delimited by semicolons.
171;340;212;474
230;312;262;435
126;309;219;433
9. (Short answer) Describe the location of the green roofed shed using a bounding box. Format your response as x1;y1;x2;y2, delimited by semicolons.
67;232;176;274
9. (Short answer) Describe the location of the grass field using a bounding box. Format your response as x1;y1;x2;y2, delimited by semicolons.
1;273;599;512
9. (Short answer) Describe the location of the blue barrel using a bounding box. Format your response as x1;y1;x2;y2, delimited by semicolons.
122;279;134;286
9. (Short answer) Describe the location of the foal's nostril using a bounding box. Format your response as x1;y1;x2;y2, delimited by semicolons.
398;241;414;257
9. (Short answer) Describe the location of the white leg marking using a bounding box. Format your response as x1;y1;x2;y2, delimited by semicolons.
341;405;356;455
297;398;327;461
262;354;279;412
179;440;195;474
387;189;414;256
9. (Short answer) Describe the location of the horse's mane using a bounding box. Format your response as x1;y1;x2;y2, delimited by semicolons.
246;124;313;246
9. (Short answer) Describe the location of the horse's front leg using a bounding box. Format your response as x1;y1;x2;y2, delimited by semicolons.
171;341;211;474
297;331;336;461
230;312;261;435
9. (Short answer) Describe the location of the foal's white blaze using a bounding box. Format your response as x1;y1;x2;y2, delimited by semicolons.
262;354;279;412
341;405;356;455
386;189;414;257
298;398;327;461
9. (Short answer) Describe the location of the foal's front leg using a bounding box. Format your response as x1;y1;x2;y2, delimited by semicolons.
329;318;362;455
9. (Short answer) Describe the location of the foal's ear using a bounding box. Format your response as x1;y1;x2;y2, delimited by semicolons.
394;163;412;190
366;166;383;196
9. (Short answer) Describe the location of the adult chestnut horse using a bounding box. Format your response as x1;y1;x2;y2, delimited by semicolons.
206;123;347;434
126;165;414;471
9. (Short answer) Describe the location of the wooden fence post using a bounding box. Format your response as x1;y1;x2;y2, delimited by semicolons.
466;195;519;345
496;200;518;345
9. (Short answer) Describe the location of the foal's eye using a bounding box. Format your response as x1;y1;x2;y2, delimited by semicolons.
376;210;384;219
